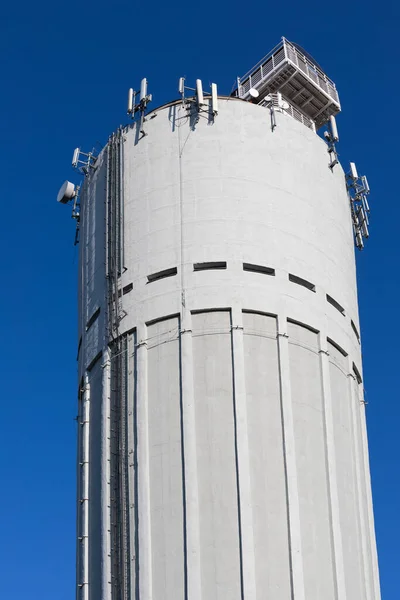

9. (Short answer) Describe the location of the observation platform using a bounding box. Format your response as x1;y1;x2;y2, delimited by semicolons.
232;38;341;129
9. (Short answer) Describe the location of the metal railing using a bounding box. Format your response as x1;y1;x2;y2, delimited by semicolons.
238;43;286;96
283;39;339;103
236;38;339;105
237;39;285;85
261;93;316;132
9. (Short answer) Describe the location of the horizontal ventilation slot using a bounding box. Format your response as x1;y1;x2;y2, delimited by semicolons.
86;307;100;331
242;309;277;318
147;267;177;283
191;307;230;315
243;263;275;276
287;317;319;334
326;294;345;315
146;312;181;327
327;336;348;357
193;261;227;271
351;319;360;343
288;273;316;292
76;336;82;361
87;351;103;372
353;362;362;384
123;282;133;295
78;377;84;399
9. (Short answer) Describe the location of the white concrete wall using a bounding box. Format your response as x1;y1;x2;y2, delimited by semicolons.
147;316;185;599
77;98;380;599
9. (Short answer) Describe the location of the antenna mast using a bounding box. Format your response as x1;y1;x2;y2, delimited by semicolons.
346;162;371;249
127;78;152;137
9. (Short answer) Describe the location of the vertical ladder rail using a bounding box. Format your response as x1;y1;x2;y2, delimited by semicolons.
77;375;90;600
107;129;131;600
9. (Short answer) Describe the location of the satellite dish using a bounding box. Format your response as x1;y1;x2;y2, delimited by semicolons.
249;88;259;99
264;94;272;102
57;180;76;204
281;101;289;109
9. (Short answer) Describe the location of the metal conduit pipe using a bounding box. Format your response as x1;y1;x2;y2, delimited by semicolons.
101;351;112;598
79;374;90;600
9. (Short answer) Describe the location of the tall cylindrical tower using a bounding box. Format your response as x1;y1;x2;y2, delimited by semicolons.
63;38;380;600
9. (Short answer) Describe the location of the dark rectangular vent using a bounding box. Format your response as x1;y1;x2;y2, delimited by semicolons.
287;317;319;334
326;294;345;315
123;282;133;295
353;362;362;384
76;336;82;361
87;351;103;372
146;312;181;327
147;267;177;283
78;377;84;399
243;263;275;276
327;336;348;357
288;273;316;292
193;261;227;271
86;307;100;331
351;320;361;343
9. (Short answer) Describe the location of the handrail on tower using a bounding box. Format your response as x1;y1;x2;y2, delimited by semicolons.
232;37;340;129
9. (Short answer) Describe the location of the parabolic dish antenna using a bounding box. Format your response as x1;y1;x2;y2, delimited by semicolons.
57;180;76;204
249;88;259;99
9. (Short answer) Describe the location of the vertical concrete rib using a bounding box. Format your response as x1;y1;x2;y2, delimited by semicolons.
81;374;90;600
359;398;381;600
230;306;256;600
319;336;346;600
277;315;305;600
347;363;370;600
127;333;137;599
180;310;202;600
76;383;83;600
102;350;112;600
136;326;153;600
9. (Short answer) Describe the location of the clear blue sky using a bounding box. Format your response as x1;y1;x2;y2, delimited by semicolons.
0;1;398;598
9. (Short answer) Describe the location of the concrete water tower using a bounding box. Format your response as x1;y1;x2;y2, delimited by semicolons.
59;37;380;600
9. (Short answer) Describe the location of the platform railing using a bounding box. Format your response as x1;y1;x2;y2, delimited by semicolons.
283;39;339;103
261;93;317;132
238;39;285;85
236;38;339;105
238;42;287;97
